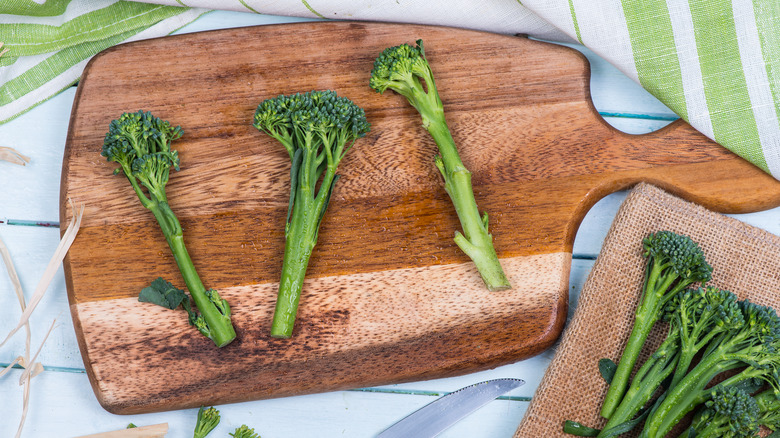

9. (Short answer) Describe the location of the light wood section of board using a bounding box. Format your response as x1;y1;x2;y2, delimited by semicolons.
72;253;568;413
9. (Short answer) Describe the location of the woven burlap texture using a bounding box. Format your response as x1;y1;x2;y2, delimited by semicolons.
515;183;780;437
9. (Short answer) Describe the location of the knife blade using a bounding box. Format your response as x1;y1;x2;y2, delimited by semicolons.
376;378;525;438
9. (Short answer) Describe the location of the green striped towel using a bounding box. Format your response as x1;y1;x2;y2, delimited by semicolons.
3;1;780;179
0;1;205;123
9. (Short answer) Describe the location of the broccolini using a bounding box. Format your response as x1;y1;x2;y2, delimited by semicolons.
253;90;370;338
641;300;780;437
601;231;712;418
369;39;511;291
102;110;236;347
595;287;742;436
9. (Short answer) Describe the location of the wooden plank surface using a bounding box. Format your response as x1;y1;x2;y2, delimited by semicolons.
60;21;780;414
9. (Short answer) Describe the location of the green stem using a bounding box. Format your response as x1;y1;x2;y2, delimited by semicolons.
600;299;657;418
601;262;677;418
598;339;679;436
149;201;236;347
270;165;334;338
641;354;741;438
423;115;510;291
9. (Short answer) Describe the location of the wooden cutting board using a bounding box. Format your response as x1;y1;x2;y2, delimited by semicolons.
61;21;780;415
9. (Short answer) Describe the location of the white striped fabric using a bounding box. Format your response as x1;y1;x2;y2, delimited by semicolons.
2;0;780;179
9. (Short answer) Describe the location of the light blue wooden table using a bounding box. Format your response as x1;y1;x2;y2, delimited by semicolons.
3;11;780;438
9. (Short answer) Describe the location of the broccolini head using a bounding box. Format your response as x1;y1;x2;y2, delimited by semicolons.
739;300;780;352
253;90;370;161
643;230;713;285
692;386;759;438
102;110;182;201
102;110;182;166
664;287;744;331
369;39;436;105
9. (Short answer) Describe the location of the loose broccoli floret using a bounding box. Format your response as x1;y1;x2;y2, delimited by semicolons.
680;386;760;438
193;406;220;438
600;231;712;418
253;91;370;338
102;110;236;347
641;300;780;437
229;425;260;438
369;40;511;291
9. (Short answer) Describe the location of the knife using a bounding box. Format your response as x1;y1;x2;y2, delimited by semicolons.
376;378;525;438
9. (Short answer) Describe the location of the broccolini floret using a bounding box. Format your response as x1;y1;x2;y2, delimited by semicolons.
369;40;511;291
193;406;220;438
601;231;712;418
680;386;760;438
253;90;370;338
667;287;743;389
230;425;260;438
102;110;236;347
641;300;780;437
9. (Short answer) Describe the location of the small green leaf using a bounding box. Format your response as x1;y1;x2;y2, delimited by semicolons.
138;277;187;310
127;423;137;429
562;420;600;436
598;406;652;438
317;174;339;230
286;148;303;235
599;358;617;384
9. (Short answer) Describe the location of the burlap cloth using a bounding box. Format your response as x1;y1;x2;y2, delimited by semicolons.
515;183;780;437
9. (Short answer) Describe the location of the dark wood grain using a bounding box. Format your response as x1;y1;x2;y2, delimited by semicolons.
61;22;780;414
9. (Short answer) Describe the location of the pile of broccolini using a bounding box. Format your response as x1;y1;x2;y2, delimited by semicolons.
564;230;780;437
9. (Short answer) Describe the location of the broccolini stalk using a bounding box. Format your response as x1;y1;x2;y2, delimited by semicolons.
600;231;711;418
193;406;220;438
641;300;780;438
253;91;371;338
369;39;511;291
596;310;681;437
102;110;236;347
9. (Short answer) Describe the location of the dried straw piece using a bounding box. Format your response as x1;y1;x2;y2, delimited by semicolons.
74;423;169;438
0;200;84;438
0;201;83;348
0;147;30;166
